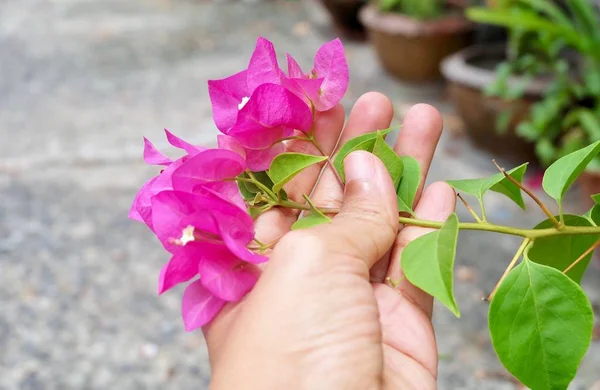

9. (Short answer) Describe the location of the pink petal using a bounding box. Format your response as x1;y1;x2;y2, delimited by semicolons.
217;134;246;158
211;207;267;264
198;244;259;301
164;129;205;156
129;176;158;224
182;279;226;331
208;70;250;132
245;142;285;171
229;83;312;149
151;191;217;252
158;252;199;294
282;77;324;107
143;137;172;166
247;37;284;92
286;53;305;79
171;149;247;193
196;181;247;210
131;157;188;229
312;38;349;111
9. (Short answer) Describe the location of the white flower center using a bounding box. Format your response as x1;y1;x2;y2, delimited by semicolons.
238;96;250;110
179;225;196;246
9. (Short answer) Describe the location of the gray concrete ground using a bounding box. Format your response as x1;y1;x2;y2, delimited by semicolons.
0;0;598;389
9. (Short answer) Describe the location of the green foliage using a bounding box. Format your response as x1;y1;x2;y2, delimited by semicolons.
268;153;327;193
333;128;393;181
528;215;597;283
378;0;443;20
397;156;420;214
542;140;600;202
401;213;460;317
447;163;528;209
467;1;600;169
489;261;594;390
291;195;332;230
372;131;404;188
239;139;600;389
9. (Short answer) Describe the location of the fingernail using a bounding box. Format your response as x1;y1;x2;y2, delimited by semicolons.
344;151;377;182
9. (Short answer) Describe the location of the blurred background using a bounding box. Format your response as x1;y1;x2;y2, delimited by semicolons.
1;0;599;388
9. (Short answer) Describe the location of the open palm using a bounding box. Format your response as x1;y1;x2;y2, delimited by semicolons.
204;93;456;389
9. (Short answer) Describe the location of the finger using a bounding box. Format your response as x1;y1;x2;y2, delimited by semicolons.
393;104;443;205
369;104;444;281
310;92;394;210
252;105;345;244
313;151;398;269
386;182;456;318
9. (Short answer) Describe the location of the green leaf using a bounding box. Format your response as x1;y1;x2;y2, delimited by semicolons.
584;204;600;226
333;128;394;181
372;131;403;188
397;156;421;213
401;213;460;317
269;153;327;193
291;195;332;230
447;163;528;209
489;164;528;209
591;193;600;204
527;215;597;284
489;261;594;390
542;140;600;202
238;179;256;200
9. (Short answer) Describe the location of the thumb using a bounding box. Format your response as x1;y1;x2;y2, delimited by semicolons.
320;150;399;268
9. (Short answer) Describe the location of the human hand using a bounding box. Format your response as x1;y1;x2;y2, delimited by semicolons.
204;93;456;390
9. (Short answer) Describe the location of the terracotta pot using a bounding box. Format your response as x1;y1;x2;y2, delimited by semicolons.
441;45;551;165
578;171;600;207
359;4;473;82
319;0;368;40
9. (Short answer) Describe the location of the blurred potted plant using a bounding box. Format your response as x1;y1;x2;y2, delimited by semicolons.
449;0;600;199
358;0;473;82
319;0;369;40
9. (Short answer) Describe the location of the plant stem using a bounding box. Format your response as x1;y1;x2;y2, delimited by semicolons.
310;136;344;187
278;199;339;214
487;238;530;301
273;200;600;239
246;170;277;201
458;193;482;223
492;160;562;229
478;198;487;222
563;237;600;274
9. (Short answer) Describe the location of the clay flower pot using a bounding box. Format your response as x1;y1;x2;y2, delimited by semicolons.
441;44;550;164
359;4;473;82
319;0;368;40
578;171;600;207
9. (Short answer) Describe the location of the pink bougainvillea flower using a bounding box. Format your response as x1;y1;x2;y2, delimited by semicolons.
150;190;267;264
207;70;249;133
284;38;349;112
246;37;285;92
182;279;227;331
164;129;205;155
218;132;284;171
158;248;202;294
129;133;245;229
197;243;260;301
228;83;312;150
143;137;173;166
171;148;246;192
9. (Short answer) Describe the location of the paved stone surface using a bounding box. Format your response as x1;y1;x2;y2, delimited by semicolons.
0;0;598;389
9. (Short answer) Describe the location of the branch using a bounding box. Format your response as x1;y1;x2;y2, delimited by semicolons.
492;160;562;229
274;200;600;239
457;193;482;223
487;238;531;301
563;237;600;275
